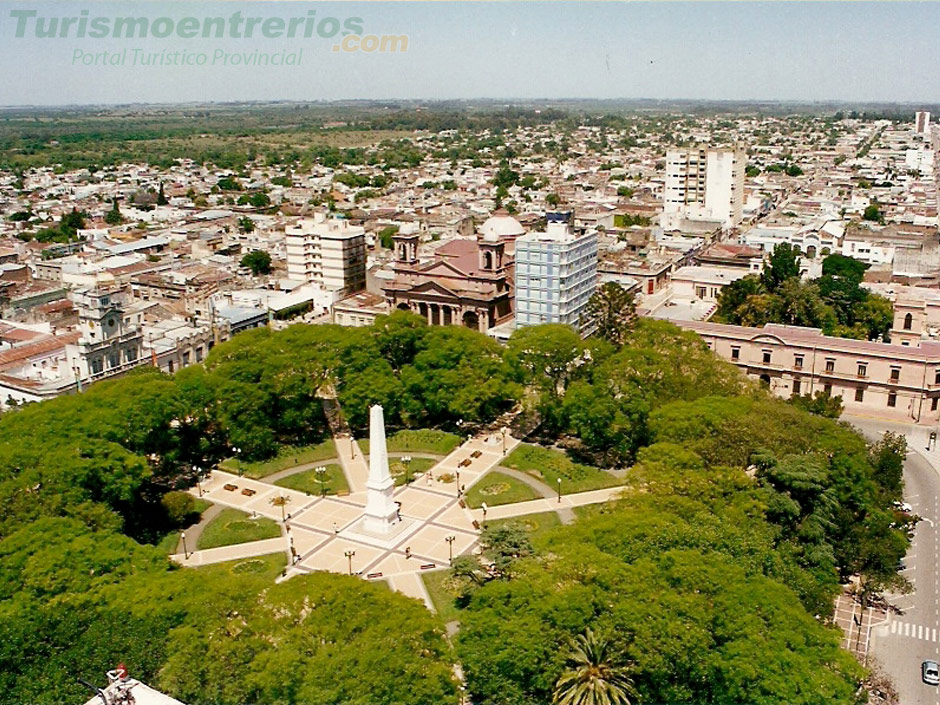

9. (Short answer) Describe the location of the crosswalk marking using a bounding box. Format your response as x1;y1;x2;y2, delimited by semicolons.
890;621;940;642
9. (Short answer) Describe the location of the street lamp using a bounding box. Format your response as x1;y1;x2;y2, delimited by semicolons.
232;447;242;476
181;531;188;559
481;502;488;525
345;549;356;575
446;535;456;563
502;427;507;456
351;436;356;459
194;465;202;496
456;469;461;497
557;477;562;503
315;466;327;496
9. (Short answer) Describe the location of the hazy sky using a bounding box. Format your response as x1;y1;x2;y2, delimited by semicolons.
1;1;939;106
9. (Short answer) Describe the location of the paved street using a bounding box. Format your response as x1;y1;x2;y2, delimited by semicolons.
849;416;940;704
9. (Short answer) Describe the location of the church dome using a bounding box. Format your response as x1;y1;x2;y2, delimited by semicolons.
480;210;525;241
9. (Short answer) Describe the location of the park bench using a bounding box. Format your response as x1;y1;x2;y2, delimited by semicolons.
458;458;472;468
241;488;256;497
223;483;238;491
471;450;482;458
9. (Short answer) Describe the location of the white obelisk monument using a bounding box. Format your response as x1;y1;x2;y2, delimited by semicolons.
362;405;400;534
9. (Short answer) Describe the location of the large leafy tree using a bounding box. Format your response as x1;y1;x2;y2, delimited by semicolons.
760;242;802;292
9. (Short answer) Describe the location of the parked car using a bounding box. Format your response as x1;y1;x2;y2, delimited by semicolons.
922;660;939;686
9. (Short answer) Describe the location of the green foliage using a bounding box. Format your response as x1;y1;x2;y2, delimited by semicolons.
378;224;399;249
869;431;906;499
760;243;802;292
237;216;255;233
584;282;636;347
717;252;893;340
552;629;637;705
239;249;272;275
863;203;884;223
790;390;844;418
274;464;348;496
104;197;123;225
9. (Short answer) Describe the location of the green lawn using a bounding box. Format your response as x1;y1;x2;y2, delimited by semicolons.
196;508;281;550
421;569;466;622
390;456;437;486
274;463;349;496
503;444;623;493
198;552;288;579
487;511;563;545
464;471;541;508
359;429;461;456
219;440;337;478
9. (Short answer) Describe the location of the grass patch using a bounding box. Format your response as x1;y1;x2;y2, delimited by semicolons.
503;444;623;493
421;569;466;622
487;511;563;546
198;552;288;580
274;463;349;496
464;471;540;508
390;456;437;486
220;439;336;478
192;497;213;515
197;508;281;550
359;429;461;456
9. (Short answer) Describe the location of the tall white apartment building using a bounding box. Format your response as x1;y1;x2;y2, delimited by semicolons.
514;212;598;333
662;145;745;231
285;212;366;295
916;111;931;135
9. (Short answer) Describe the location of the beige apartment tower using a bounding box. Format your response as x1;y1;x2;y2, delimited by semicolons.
662;144;745;231
285;212;366;295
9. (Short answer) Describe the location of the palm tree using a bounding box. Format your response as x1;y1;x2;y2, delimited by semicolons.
552;629;637;705
270;494;291;522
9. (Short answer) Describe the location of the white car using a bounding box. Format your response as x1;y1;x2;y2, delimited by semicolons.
923;660;939;686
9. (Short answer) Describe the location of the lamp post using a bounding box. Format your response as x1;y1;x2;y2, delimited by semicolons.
557;477;562;503
181;531;188;559
345;549;356;575
481;502;488;526
351;436;356;459
232;447;242;476
194;465;202;497
502;427;507;456
446;535;456;564
456;469;461;497
315;466;327;496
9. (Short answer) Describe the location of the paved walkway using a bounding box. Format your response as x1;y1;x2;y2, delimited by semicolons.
172;428;625;609
469;485;626;523
175;502;224;554
335;435;370;493
843;412;940;475
492;466;577;524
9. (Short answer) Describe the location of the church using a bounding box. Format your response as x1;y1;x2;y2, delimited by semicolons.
381;211;524;332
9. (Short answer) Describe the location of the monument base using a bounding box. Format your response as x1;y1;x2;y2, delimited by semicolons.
340;515;421;549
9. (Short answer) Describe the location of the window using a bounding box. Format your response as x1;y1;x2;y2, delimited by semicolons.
855;388;865;402
890;367;900;382
888;392;897;407
792;379;801;395
932;398;939;412
90;358;103;374
794;355;804;369
763;351;772;364
935;369;940;385
904;313;913;330
825;359;835;373
731;347;740;360
109;352;119;369
857;363;867;378
126;348;137;363
824;383;832;395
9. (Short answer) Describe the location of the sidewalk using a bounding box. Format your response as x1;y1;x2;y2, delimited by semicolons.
842;413;940;475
